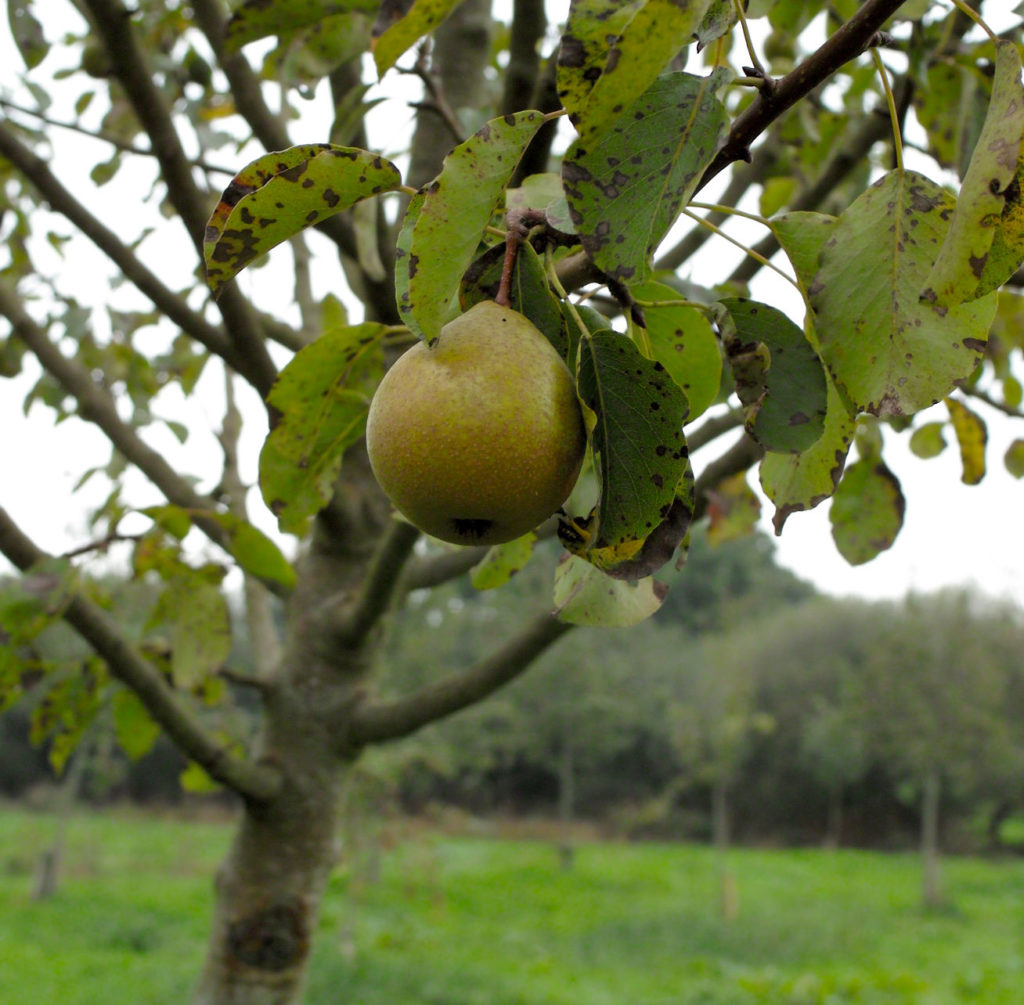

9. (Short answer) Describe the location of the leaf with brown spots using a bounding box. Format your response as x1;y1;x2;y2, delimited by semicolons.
396;111;544;342
827;456;909;569
572;329;689;569
829;457;905;567
371;0;463;76
562;69;730;284
630;279;721;421
717;298;828;453
204;145;402;298
946;397;987;485
759;372;857;535
563;0;714;145
923;42;1024;305
811;170;997;418
557;0;644;132
258;322;388;535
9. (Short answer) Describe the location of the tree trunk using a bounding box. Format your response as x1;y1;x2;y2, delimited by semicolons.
712;778;738;920
920;768;943;909
557;730;575;871
824;787;843;850
194;457;391;1004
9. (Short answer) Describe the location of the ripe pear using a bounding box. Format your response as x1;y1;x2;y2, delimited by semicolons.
366;300;586;546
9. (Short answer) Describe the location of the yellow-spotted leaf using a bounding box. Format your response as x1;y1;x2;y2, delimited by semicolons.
372;0;463;76
553;553;667;627
470;534;537;590
560;0;713;144
260;322;387;534
204;145;402;297
574;330;689;566
946;397;987;485
396;111;545;343
562;70;729;284
923;42;1024;305
811;170;996;417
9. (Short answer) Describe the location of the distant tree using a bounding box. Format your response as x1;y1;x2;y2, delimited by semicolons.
1;2;1023;1001
857;591;1019;906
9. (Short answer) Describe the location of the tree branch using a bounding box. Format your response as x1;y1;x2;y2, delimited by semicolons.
0;506;282;803
0;280;288;598
556;0;910;292
190;0;401;325
501;0;546;117
331;519;421;648
728;81;913;286
0;119;252;376
82;0;278;397
350;611;574;745
698;0;909;192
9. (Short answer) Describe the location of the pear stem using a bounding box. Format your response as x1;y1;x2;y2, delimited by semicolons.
495;209;547;307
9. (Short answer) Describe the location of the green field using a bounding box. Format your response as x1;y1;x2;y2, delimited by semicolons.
1;808;1023;1004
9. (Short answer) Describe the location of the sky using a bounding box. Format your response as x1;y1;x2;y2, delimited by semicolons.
0;4;1021;608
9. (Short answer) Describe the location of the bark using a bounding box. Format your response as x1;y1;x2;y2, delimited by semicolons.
557;730;575;871
712;779;738;920
921;768;944;909
194;452;393;1004
406;0;494;190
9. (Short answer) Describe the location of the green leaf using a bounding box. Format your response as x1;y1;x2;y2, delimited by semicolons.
923;42;1024;305
829;458;905;566
912;58;987;174
148;574;232;690
630;280;721;421
111;687;161;761
372;0;463;76
561;0;713;144
140;503;192;540
908;421;947;460
562;70;730;284
396;111;544;342
695;0;740;50
211;514;297;590
0;557;77;646
8;0;47;69
1005;439;1024;479
507;172;576;235
717;298;828;452
470;533;537;590
260;322;387;535
204;145;402;297
553;554;667;627
770;211;836;300
759;376;857;534
180;760;222;794
575;330;689;559
945;397;987;485
225;0;377;52
811;170;997;417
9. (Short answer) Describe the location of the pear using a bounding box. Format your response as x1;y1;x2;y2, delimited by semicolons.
366;300;586;546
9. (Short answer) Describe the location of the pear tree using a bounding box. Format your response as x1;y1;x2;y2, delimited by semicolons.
1;1;1024;1002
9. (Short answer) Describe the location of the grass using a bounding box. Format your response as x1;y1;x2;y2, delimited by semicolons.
2;807;1024;1004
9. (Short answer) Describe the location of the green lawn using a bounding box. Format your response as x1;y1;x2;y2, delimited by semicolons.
2;807;1023;1004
